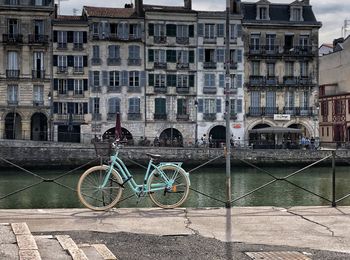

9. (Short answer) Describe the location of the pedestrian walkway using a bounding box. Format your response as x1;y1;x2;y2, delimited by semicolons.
0;206;349;259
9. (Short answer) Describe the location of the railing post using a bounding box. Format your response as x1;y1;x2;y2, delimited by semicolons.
332;151;336;207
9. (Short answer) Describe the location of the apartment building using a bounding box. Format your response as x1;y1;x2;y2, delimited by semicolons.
52;14;89;143
197;0;244;147
83;3;145;144
0;0;54;141
144;0;197;146
242;0;321;148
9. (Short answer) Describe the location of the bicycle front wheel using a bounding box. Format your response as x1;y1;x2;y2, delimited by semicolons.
148;165;190;209
77;165;123;211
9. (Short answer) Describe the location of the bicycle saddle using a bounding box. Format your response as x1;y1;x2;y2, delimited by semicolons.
146;153;161;159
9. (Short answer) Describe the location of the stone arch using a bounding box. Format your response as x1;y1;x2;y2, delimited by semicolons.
208;125;226;148
4;112;22;140
30;112;48;141
102;127;134;145
159;128;183;147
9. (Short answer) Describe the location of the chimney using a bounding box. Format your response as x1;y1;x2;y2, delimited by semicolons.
230;0;241;14
184;0;192;10
54;4;58;18
302;0;310;5
135;0;143;16
333;37;344;51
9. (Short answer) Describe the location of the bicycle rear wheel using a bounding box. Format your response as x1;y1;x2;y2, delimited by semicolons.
148;165;190;209
77;165;123;211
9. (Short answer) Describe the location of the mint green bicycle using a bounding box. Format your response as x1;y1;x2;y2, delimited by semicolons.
77;141;190;211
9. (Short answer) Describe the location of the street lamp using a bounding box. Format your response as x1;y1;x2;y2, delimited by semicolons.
194;99;198;147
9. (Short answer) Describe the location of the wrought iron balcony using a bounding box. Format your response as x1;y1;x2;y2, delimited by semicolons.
33;100;44;106
32;70;45;79
203;113;216;121
3;34;23;44
128;58;141;66
154;114;167;120
203;61;217;69
91;58;101;65
176;63;189;70
248;45;263;55
129;34;142;41
154;36;167;44
154;62;167;69
299;107;314;116
73;67;84;74
283;76;298;85
28;34;49;44
91;86;101;93
7;100;18;106
249;76;264;86
57;42;67;49
176;87;189;94
73;43;84;50
203;87;217;94
298;76;313;85
6;70;20;79
177;114;189;121
248;107;263;116
264;45;279;55
266;76;278;85
128;113;141;120
295;45;313;56
265;107;279;116
229;62;238;70
57;66;67;74
283;107;298;115
107;58;121;66
176;37;189;44
92;113;102;121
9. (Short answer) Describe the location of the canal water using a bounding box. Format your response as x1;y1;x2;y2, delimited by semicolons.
0;165;349;209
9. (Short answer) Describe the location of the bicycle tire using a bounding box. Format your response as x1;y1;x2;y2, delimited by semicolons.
77;165;123;211
148;165;190;209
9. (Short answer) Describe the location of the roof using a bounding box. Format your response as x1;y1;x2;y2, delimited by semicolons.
83;6;140;18
53;15;87;25
249;127;303;134
320;43;333;48
242;2;321;26
143;4;196;14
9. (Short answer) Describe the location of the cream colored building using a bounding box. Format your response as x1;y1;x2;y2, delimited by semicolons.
0;0;53;140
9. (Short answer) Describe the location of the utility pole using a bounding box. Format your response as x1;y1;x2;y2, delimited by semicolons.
225;0;232;208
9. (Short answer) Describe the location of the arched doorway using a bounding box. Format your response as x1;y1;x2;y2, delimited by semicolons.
4;113;22;140
209;125;226;148
249;123;271;148
102;127;134;145
31;113;47;141
159;128;183;147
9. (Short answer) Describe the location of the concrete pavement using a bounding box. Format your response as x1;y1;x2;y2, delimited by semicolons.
0;206;349;255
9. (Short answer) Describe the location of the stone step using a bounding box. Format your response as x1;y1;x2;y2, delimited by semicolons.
34;235;71;260
78;244;117;260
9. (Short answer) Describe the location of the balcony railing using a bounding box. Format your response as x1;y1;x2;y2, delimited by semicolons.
176;63;189;70
249;76;264;86
283;76;298;85
91;86;101;93
176;114;189;121
203;61;216;69
92;113;102;121
7;100;18;106
203;87;217;94
28;34;49;44
283;107;314;116
3;34;23;44
33;100;44;106
73;43;84;50
128;113;141;120
6;70;20;79
264;45;279;55
266;76;278;85
73;67;84;74
57;42;67;49
107;86;121;93
248;45;263;55
154;62;167;69
57;66;68;74
203;113;216;121
107;58;121;66
154;114;167;120
91;58;101;65
176;87;189;94
128;59;141;66
248;107;263;116
129;34;142;41
295;45;313;56
229;62;238;70
32;70;45;79
154;86;167;93
298;76;313;85
265;107;279;116
176;37;189;44
154;36;167;44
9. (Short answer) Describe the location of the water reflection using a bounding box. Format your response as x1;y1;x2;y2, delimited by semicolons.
0;166;349;209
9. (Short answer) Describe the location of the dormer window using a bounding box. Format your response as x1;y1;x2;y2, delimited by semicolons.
256;4;270;20
259;7;268;20
290;6;303;21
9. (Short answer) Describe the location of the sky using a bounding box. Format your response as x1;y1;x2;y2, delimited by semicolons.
59;0;350;44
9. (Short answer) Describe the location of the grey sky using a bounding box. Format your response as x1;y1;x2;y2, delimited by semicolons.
59;0;350;44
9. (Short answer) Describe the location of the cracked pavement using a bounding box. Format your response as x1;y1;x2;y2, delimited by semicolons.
0;206;350;255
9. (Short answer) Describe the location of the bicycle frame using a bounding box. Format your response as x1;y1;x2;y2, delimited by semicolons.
100;149;184;195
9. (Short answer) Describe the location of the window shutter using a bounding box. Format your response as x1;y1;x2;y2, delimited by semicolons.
68;79;74;91
83;103;88;114
121;70;128;86
67;55;74;67
83;79;88;91
166;24;176;37
148;73;154;86
148;49;154;62
67;31;74;43
237;49;242;63
189;50;194;63
237;24;242;37
236;74;242;88
189;75;195;87
219;74;225;88
216;99;222;113
148;23;154;36
237;99;242;113
189;25;194;37
198;49;204;62
83;32;87;43
53;102;58;113
53;55;57;66
140;71;146;87
54;79;58;90
53;31;57;42
102;71;108;86
198;23;204;37
83;56;88;67
89;98;93;114
89;71;93;87
198;99;204;113
217;24;224;37
217;49;224;62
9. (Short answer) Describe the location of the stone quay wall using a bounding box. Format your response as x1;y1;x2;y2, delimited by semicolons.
1;140;349;168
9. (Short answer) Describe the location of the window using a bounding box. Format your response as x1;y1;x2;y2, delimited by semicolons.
129;98;140;113
154;49;166;63
109;71;120;87
285;91;294;107
92;45;100;59
203;99;217;113
129;71;139;87
266;91;276;108
129;23;141;39
108;45;120;59
300;91;309;108
58;79;67;95
74;56;83;72
321;101;328;116
117;22;129;39
299;35;309;47
92;97;100;114
258;7;268;20
204;49;215;62
57;103;68;114
155;74;166;88
128;45;140;60
285;62;294;76
8;0;18;5
266;34;276;51
58;55;67;70
291;8;302;21
74;80;84;95
231;99;243;114
177;50;189;64
155;98;166;115
92;23;99;36
204;24;215;39
177;25;188;38
7;85;18;103
177;75;188;88
8;19;19;35
177;99;188;115
250;91;261;107
300;62;308;77
250;34;260;51
252;61;260;76
34;20;44;35
204;74;215;87
33;85;44;102
108;98;121;114
93;71;100;86
7;51;18;71
154;24;166;36
73;103;85;115
57;31;67;48
73;31;83;48
35;0;43;6
267;63;275;76
334;100;345;115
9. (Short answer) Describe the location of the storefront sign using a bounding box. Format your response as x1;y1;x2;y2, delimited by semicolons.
233;124;241;129
274;114;291;121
